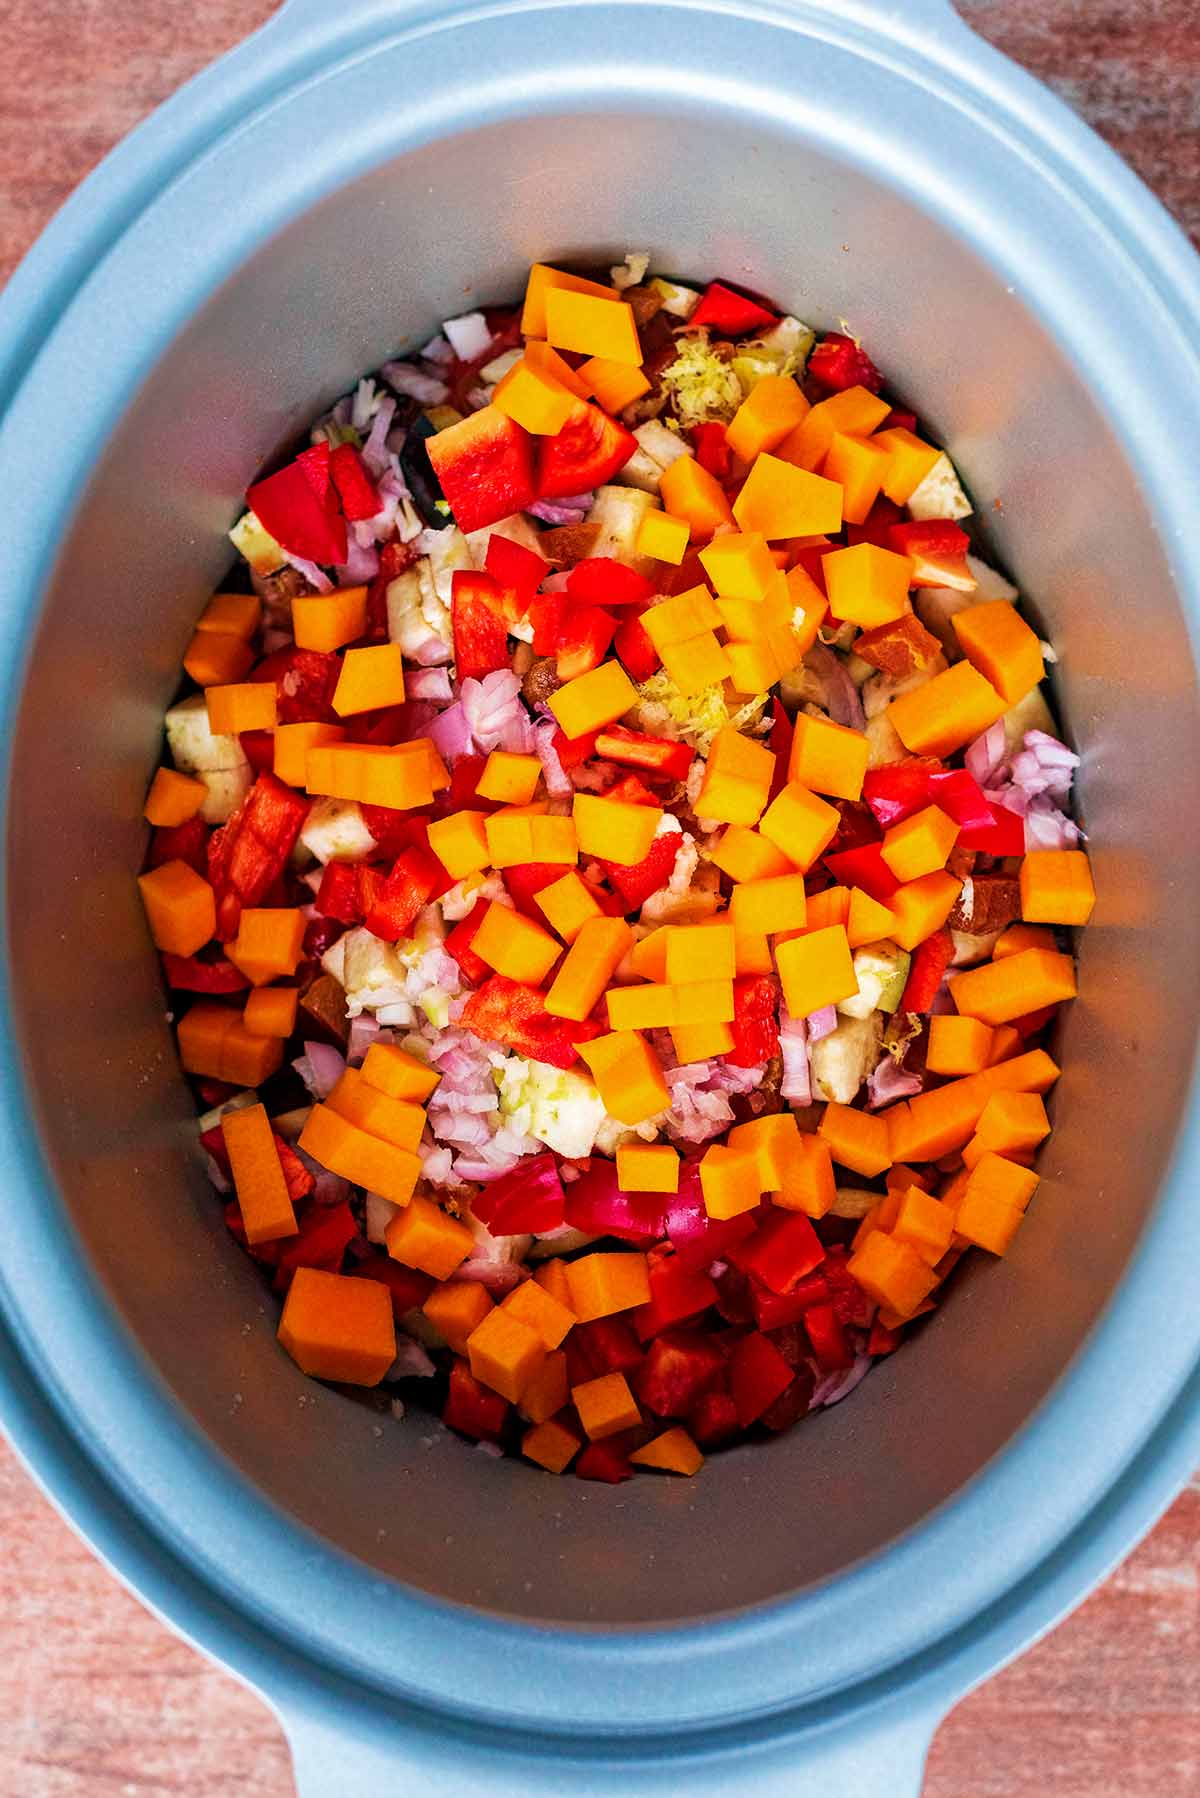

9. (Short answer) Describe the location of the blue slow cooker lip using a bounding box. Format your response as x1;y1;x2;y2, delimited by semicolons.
1;0;1199;1758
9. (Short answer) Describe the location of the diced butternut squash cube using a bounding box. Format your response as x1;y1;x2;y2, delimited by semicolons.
1019;850;1095;926
195;590;261;639
426;809;491;880
629;925;673;982
577;1033;670;1125
422;1281;495;1356
523;337;593;398
636;509;690;565
305;742;433;811
949;947;1077;1025
242;986;299;1039
519;1346;570;1424
630;1427;703;1475
758;781;841;871
386;1192;475;1280
325;1067;425;1150
699;530;780;601
137;859;216;957
727;1111;799;1191
291;585;369;653
577;355;652;413
888;662;1007;758
299;1104;421;1206
605;983;678;1031
536;870;604;944
492;357;577;434
206;681;277;735
887;872;963;951
548;659;638;738
228;907;306;986
277;1267;395;1386
466;1305;547;1403
818;1101;893;1178
472;901;562;984
699;1143;762;1219
660;630;733;696
824;431;892;524
926;1014;995;1076
573;792;663;863
331;644;407;717
775;924;857;1017
143;766;207;828
967;1090;1051;1161
952;600;1045;707
725;640;781;697
729;873;807;936
881;804;960;883
615;1143;679;1193
786;564;829;652
572;1370;642;1440
874;426;942;505
988;1024;1023;1064
709;825;793;883
220;1022;284;1088
787;712;870;802
177;1002;282;1087
659;456;735;542
665;921;736;984
672;979;736;1026
521;263;614;336
502;1278;576;1350
476;751;542;806
521;1417;581;1474
564;1250;652;1321
544;288;642;364
274;722;345;788
183;630;254;687
776;1130;838;1217
821;543;912;628
695;731;776;828
221;1102;297;1245
776;386;890;471
545;916;632;1020
733;454;843;538
994;922;1058;960
846;886;898;950
642;585;723;651
726;378;810;465
892;1188;956;1266
359;1041;440;1101
530;813;580;865
801;885;850;934
847;1232;938;1317
670;1021;735;1061
955;1189;1024;1256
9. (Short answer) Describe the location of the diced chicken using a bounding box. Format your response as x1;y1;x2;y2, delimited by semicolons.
299;797;379;865
906;451;972;520
810;1012;884;1104
585;484;660;573
165;693;252;823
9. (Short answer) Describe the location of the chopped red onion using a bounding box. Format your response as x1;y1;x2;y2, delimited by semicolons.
527;498;591;525
806;643;866;732
360;395;398;479
807;1005;838;1043
534;722;572;796
345;1014;383;1064
965;720;1008;789
389;1338;437;1380
406;666;453;702
421;334;454;364
813;1352;873;1408
779;1013;811;1104
292;1041;346;1101
336;535;380;585
428;700;474;763
282;553;334;593
380;360;449;406
866;1057;923;1110
460;671;535;753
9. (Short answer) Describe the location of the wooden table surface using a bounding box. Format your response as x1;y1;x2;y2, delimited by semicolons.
2;1;1197;1791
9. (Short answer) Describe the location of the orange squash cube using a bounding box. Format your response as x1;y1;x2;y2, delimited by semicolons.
472;902;562;985
887;872;963;951
501;1278;576;1351
671;1021;735;1061
660;631;734;696
426;809;491;880
775;1130;839;1217
892;1188;956;1266
137;859;216;957
949;947;1077;1025
994;922;1058;960
143;766;207;828
577;1033;670;1125
733;453;843;539
629;925;673;982
386;1192;475;1281
725;640;782;697
242;986;300;1039
274;722;345;788
521;1417;582;1474
821;543;912;628
519;1347;570;1425
577;355;651;413
331;644;407;717
642;585;722;651
987;1024;1023;1064
786;564;829;653
729;873;807;936
880;804;960;883
955;1190;1024;1257
466;1306;547;1404
182;630;254;687
222;1102;298;1245
966;1091;1051;1162
300;1104;421;1207
727;1111;799;1191
952;600;1045;706
672;979;736;1026
699;1143;762;1219
787;712;870;802
291;584;369;653
776;386;891;471
572;1371;642;1441
605;984;678;1031
521;263;614;335
800;886;851;934
229;907;306;986
545;916;632;1020
1019;850;1095;926
818;1101;893;1178
695;729;775;828
631;1427;704;1475
422;1281;495;1356
636;509;691;565
277;1267;395;1387
476;750;542;805
535;870;604;944
206;681;278;735
709;825;793;883
176;1003;280;1087
847;1232;939;1317
326;1068;425;1151
758;781;841;871
874;426;942;504
658;456;735;542
492;357;578;435
824;431;892;525
775;924;857;1018
573;792;663;864
846;886;899;950
196;591;261;639
548;659;639;739
699;530;780;602
926;1014;995;1076
615;1142;680;1193
360;1041;440;1102
666;922;736;984
544;288;641;365
726;377;810;465
305;742;434;811
888;662;1007;758
564;1250;651;1322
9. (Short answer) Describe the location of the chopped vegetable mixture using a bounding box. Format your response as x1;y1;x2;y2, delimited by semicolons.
138;256;1094;1483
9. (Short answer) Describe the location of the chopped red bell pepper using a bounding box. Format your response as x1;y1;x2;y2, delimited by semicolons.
691;420;732;482
823;1249;873;1328
361;801;426;857
435;754;498;818
535;400;636;499
315;861;363;925
451;569;510;679
612;613;660;682
484;533;550;621
714;1265;754;1327
748;1270;830;1332
551;726;599;771
363;846;440;942
926;769;995;831
427;407;536;535
351;1256;435;1318
958;802;1025;857
567;558;655;608
443;1358;509;1442
868;1318;904;1355
444;896;492;984
666;1171;759;1272
529;590;569;657
826;799;883;857
251;646;341;724
345;706;412;749
355;865;385;920
575;1440;633;1483
633;1255;719;1340
888;519;973;589
1013;1002;1060;1039
805;1302;854;1372
329;442;382;522
556;604;616;680
689;281;777;336
807;331;883;394
882;409;917;433
727;974;780;1069
634;1329;726;1417
272;1200;361;1291
207;772;310;940
502;861;569;919
161;950;249;993
592;727;693;783
471;1152;566;1236
687;1386;740;1448
900;927;953;1014
563;1160;669;1246
759;1357;816;1433
603;772;660;809
729;1330;796;1429
147;815;209;875
600;829;681;911
862;761;943;829
573;1316;644;1376
790;542;829;595
824;842;900;904
846;494;904;551
246;453;347;567
733;1209;824;1296
459;974;599;1069
295;441;333;502
239;729;276;774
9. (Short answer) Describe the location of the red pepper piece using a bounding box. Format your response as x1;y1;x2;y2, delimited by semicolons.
251;646;342;724
314;861;361;925
535;400;636;500
868;1318;904;1355
846;494;903;551
451;569;510;679
207;773;310;940
823;842;900;904
687;1387;740;1448
556;604;616;680
147;815;209;875
444;896;492;985
748;1270;830;1332
574;1316;644;1376
360;802;422;858
272;1200;361;1292
246;455;348;568
727;974;780;1069
459;975;599;1069
351;1256;435;1318
713;1265;754;1327
365;536;419;640
887;520;973;589
295;440;333;501
437;754;499;818
563;1160;669;1246
691;420;732;482
862;762;941;830
502;861;569;919
239;729;275;775
471;1151;565;1236
593;727;693;783
734;1209;824;1296
958;801;1025;857
485;533;551;622
427;408;536;535
900;927;953;1014
345;705;411;748
529;590;569;656
882;409;917;433
926;769;995;831
223;1197;283;1263
1013;1002;1060;1039
827;799;883;858
790;543;829;595
759;1360;816;1433
329;442;382;522
200;1080;240;1110
567;558;655;608
363;846;440;942
633;1255;718;1340
612;613;660;683
666;1168;759;1272
603;772;660;809
575;1440;633;1483
807;331;883;394
400;818;455;900
443;1358;510;1442
160;951;250;993
689;281;777;336
355;865;385;918
729;1330;796;1429
634;1329;726;1418
823;1249;873;1328
805;1301;854;1372
600;829;681;912
551;726;599;771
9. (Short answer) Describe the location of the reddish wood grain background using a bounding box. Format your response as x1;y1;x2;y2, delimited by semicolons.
1;1;1197;1792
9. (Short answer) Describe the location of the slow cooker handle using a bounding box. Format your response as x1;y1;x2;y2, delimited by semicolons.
280;1699;945;1794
